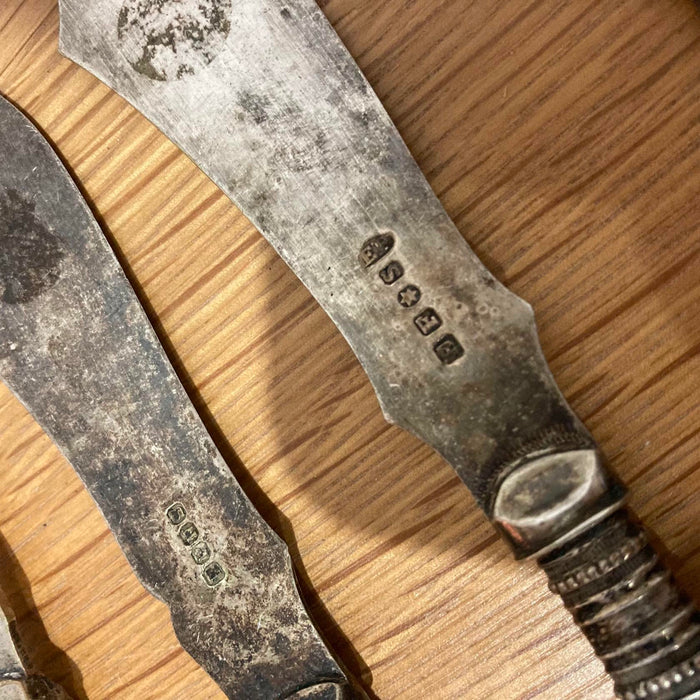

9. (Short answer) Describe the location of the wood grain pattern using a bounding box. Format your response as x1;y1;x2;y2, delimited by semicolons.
0;1;698;698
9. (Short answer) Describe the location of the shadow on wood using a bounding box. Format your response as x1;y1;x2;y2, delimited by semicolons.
0;530;86;699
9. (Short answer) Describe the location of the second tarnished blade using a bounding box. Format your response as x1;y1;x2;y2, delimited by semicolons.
58;0;594;515
0;96;358;699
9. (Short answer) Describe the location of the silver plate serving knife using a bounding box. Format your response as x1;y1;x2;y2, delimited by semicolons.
55;1;700;698
0;94;365;700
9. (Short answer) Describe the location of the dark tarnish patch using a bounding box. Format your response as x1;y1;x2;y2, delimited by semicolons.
117;0;233;81
238;91;271;125
0;189;63;304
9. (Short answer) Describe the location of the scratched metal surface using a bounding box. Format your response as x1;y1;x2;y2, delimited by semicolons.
0;1;698;699
0;95;354;699
58;0;594;513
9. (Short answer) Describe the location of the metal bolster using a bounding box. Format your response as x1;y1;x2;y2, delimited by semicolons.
491;448;627;559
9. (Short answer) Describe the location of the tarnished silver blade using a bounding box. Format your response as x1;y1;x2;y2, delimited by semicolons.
59;0;593;512
0;96;355;699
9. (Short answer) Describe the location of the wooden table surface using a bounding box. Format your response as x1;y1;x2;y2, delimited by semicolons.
1;1;699;698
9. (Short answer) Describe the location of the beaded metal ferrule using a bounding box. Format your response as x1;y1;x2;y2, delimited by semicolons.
539;509;700;700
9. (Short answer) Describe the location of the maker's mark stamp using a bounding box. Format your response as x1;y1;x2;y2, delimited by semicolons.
166;501;186;525
359;233;394;267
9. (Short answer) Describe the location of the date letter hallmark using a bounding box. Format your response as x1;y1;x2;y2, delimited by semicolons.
359;233;465;365
166;502;226;587
434;334;464;364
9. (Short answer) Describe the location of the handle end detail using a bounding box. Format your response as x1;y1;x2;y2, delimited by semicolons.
538;508;700;700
